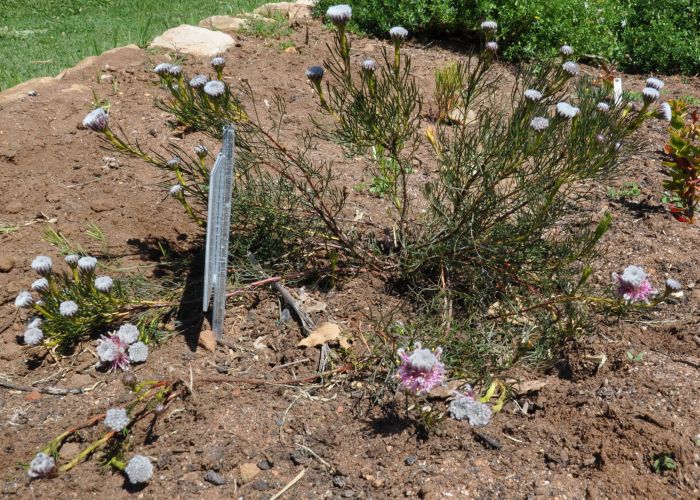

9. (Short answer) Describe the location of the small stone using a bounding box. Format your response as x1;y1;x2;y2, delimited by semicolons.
257;459;272;470
204;469;226;486
100;74;113;83
28;90;38;97
341;491;355;498
250;479;272;491
289;450;309;465
0;256;15;273
404;455;417;466
284;46;299;54
59;442;81;461
216;363;229;374
239;462;260;484
91;199;116;212
333;476;346;488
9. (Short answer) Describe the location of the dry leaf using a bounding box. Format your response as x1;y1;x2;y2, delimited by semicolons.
298;322;349;348
198;329;216;352
507;379;547;395
304;299;327;314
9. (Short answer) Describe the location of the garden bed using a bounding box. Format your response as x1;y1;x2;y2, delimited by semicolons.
0;19;699;498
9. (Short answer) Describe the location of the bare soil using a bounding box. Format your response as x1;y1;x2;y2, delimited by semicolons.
0;21;699;499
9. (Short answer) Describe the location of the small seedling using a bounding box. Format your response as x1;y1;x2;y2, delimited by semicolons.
607;181;641;199
625;350;644;362
651;452;678;473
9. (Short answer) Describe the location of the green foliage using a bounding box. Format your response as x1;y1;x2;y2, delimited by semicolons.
607;181;641;200
315;0;700;75
661;100;700;223
651;452;678;473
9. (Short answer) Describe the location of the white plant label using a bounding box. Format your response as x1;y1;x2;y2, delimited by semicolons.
203;125;235;339
613;78;622;106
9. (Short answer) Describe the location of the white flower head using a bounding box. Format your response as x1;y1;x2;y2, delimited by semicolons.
560;45;574;56
642;87;660;104
562;61;579;77
194;144;208;158
94;276;113;293
189;74;209;89
118;323;140;345
168;65;182;77
326;4;352;26
104;408;130;432
210;56;225;70
153;63;172;76
125;455;153;484
485;41;498;53
361;59;377;72
27;452;55;479
556;102;580;119
169;184;183;196
31;278;49;292
524;89;542;102
596;102;610;113
620;265;647;287
665;278;682;291
31;256;53;275
646;77;664;90
389;26;409;42
481;20;497;32
530;116;550;132
15;291;34;309
78;256;97;273
657;102;672;122
407;347;441;372
27;316;43;329
59;300;78;317
65;254;80;268
203;80;225;98
305;66;324;83
82;108;109;132
24;327;44;346
128;342;149;363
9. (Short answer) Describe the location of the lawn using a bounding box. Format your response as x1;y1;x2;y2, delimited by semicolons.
0;0;270;92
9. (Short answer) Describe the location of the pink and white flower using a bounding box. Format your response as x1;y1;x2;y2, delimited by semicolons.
612;265;657;303
396;343;445;394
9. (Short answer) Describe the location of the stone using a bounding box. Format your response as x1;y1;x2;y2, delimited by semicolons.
0;256;14;273
239;462;260;484
91;199;117;213
204;469;226;486
253;2;312;20
100;74;113;84
0;342;23;361
198;14;271;32
149;25;235;58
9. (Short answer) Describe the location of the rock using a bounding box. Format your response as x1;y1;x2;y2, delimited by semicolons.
333;476;346;488
239;462;260;484
257;459;272;470
90;199;117;213
253;2;312;20
198;14;271;32
250;479;272;491
149;25;235;58
404;455;417;466
100;74;113;84
204;469;226;486
5;201;22;214
0;256;15;273
283;46;299;54
0;342;23;361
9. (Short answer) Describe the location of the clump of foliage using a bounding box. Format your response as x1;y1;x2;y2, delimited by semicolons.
314;0;700;75
662;100;700;223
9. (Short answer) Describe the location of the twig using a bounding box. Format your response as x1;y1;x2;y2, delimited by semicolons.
296;444;334;473
226;276;282;297
472;429;502;449
269;469;305;500
0;378;85;395
270;358;310;371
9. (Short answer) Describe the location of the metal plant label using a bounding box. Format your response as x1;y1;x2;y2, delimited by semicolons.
203;125;235;339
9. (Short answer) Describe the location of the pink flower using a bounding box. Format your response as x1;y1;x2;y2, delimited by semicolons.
396;343;445;394
96;334;130;371
612;265;657;303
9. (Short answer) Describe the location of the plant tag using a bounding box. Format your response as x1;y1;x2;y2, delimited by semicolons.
613;78;622;106
203;125;235;340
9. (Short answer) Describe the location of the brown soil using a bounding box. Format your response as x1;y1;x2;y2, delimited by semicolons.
1;21;699;499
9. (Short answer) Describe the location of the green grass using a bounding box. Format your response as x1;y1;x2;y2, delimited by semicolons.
0;0;270;92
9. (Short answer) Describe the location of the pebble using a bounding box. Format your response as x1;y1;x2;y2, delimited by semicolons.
90;199;117;213
0;256;15;272
250;479;272;491
204;469;225;486
257;459;272;470
341;491;355;498
404;455;417;466
333;476;346;488
239;462;260;484
5;201;22;214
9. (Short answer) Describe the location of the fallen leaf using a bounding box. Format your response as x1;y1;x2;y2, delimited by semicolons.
507;379;547;395
198;329;216;352
304;299;327;314
298;322;349;348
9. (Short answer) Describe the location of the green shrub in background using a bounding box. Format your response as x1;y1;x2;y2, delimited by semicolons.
315;0;700;75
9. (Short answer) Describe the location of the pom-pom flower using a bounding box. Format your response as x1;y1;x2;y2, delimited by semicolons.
481;20;497;32
125;455;153;484
596;102;610;113
168;65;182;77
560;45;573;56
389;26;408;42
27;316;42;329
195;144;208;158
656;102;672;121
646;77;664;90
642;87;660;104
94;276;113;293
189;74;209;89
305;66;324;83
118;323;140;345
82;108;109;132
485;41;498;53
361;59;377;72
31;278;49;292
78;256;97;273
530;116;550;132
665;278;682;292
153;63;172;76
562;61;579;77
203;80;225;98
448;392;493;427
104;408;130;432
31;255;53;275
169;184;183;196
210;56;225;70
326;4;352;26
24;327;44;346
59;300;78;317
396;343;446;394
612;265;657;303
524;89;542;102
556;102;580;119
128;342;149;363
65;254;80;268
27;452;56;479
96;334;130;371
595;133;606;144
166;157;181;168
15;291;34;308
